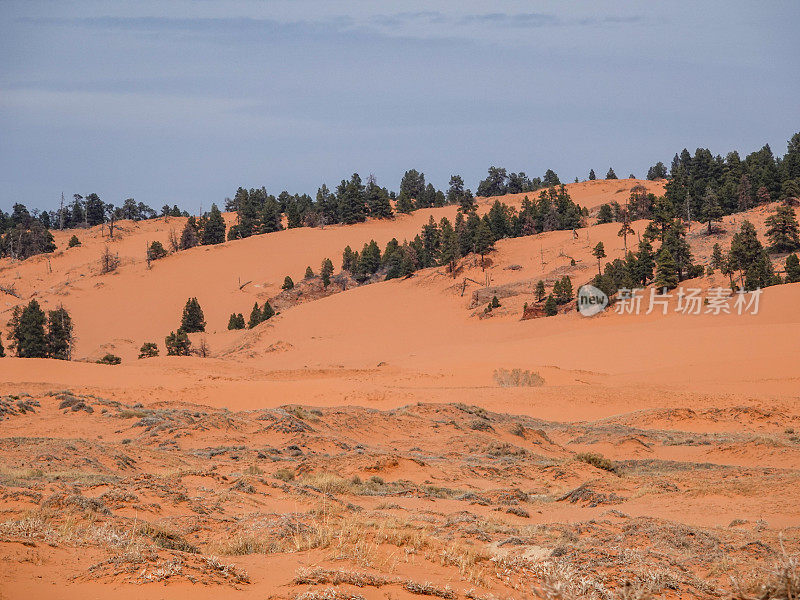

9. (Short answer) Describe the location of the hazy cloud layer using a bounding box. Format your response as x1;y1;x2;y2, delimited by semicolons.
1;1;798;211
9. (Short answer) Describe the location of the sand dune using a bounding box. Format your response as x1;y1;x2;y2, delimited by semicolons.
2;177;799;599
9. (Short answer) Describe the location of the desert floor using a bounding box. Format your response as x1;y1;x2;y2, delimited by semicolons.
1;179;798;599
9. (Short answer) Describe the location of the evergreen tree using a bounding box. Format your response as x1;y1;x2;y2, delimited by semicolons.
399;169;426;200
606;168;618;180
597;204;613;224
654;248;679;290
785;253;800;283
282;276;294;290
165;330;191;356
765;204;800;252
355;242;380;279
555;276;573;304
13;300;48;358
365;175;393;219
68;235;81;248
304;266;314;278
180;217;199;249
321;258;334;287
617;211;634;251
439;219;460;276
138;342;159;358
261;196;283;233
228;313;245;330
491;296;500;309
147;240;167;261
0;333;4;357
342;246;357;272
85;193;105;226
46;306;73;360
589;169;596;181
544;294;558;316
180;297;206;332
730;221;765;282
248;302;262;328
592;242;606;276
635;239;655;285
202;204;226;245
535;280;546;302
744;251;779;291
474;219;495;269
338;173;366;224
711;243;724;270
395;191;414;214
700;185;723;234
261;301;275;321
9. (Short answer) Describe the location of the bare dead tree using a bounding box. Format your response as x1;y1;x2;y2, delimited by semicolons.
167;227;179;253
100;246;119;274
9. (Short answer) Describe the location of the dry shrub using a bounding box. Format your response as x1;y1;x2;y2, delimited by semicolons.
575;452;617;474
493;368;544;387
731;545;799;599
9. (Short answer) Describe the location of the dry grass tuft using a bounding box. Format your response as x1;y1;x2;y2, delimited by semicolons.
493;368;544;387
731;545;799;599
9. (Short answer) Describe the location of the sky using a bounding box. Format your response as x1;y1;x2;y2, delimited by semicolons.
1;1;798;213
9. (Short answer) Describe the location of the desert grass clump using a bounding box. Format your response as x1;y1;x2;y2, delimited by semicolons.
575;452;617;474
493;368;544;387
731;545;799;600
274;468;295;482
137;522;198;553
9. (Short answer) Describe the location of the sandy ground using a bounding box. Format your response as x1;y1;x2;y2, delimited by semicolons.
1;179;798;599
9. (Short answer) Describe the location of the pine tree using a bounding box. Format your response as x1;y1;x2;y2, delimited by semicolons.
261;301;275;321
282;276;294;290
711;243;724;270
15;300;48;358
654;249;679;290
765;204;800;252
474;219;494;269
0;333;4;357
342;246;357;272
597;204;613;224
228;313;245;330
785;253;800;283
730;221;765;282
147;240;167;261
202;204;226;245
321;257;334;288
68;235;81;248
180;298;205;332
592;242;606;276
491;296;500;308
395;191;414;214
46;306;73;360
138;342;159;358
365;175;393;219
338;173;366;224
589;169;596;181
439;219;460;276
544;294;558;316
606;168;618;180
248;302;262;329
700;186;723;234
635;239;655;285
180;218;199;249
535;280;546;302
165;330;191;356
556;276;573;304
617;211;634;251
305;266;314;278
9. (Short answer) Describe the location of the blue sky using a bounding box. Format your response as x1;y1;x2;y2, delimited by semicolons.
1;1;798;212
